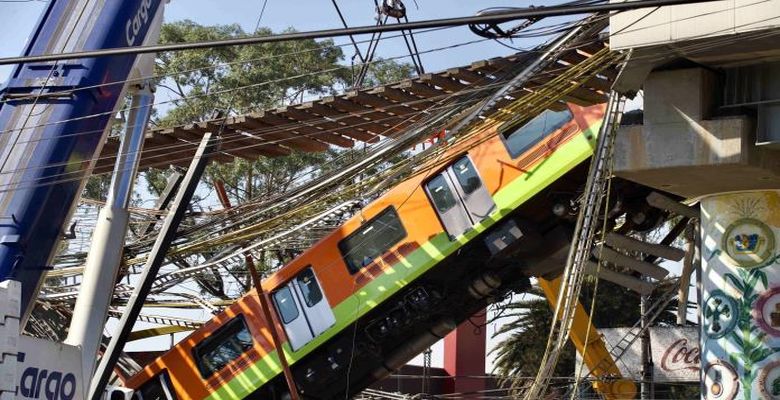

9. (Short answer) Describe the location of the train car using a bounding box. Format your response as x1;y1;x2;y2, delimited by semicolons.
126;101;654;400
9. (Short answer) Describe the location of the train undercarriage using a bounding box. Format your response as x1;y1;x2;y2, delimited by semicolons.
254;161;673;400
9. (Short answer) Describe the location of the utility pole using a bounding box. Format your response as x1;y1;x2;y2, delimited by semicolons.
422;347;432;398
246;256;300;400
632;227;653;400
213;181;300;400
639;230;654;400
640;292;654;399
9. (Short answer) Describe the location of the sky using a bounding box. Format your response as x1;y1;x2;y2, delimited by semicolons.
0;0;657;373
0;0;568;83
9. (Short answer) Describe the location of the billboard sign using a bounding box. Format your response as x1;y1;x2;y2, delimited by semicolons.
16;336;83;400
578;326;700;382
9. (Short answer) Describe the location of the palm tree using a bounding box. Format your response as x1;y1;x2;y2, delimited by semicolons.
492;273;694;396
491;279;642;390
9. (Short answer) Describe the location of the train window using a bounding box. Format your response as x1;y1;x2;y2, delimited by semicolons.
452;157;482;195
425;175;458;213
136;379;165;400
273;286;300;324
135;372;176;400
193;316;254;378
296;268;323;307
339;207;407;274
502;108;573;158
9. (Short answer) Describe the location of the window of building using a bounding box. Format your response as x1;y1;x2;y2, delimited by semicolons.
502;108;573;158
339;207;407;274
273;286;300;324
296;268;323;307
425;175;458;213
193;316;254;378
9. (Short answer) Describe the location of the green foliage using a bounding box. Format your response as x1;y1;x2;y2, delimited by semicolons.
140;21;415;297
148;20;416;207
724;267;779;399
154;21;349;126
358;57;416;88
83;175;111;201
492;280;644;382
491;287;577;379
153;21;415;127
143;168;173;197
206;150;336;204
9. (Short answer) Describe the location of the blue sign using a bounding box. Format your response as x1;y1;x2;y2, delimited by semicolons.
0;0;164;319
17;367;77;400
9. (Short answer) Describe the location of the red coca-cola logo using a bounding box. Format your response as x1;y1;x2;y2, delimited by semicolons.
661;338;700;372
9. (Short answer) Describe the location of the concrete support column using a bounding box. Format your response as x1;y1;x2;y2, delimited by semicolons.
443;311;486;396
701;190;780;400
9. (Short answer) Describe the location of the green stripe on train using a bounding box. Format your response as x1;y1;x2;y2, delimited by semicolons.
206;121;601;400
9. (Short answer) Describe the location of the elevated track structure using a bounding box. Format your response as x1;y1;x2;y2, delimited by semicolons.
112;19;690;400
3;2;748;399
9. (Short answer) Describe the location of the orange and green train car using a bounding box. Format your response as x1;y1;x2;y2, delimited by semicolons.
126;102;653;400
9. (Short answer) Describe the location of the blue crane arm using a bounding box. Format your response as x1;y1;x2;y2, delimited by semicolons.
0;0;164;322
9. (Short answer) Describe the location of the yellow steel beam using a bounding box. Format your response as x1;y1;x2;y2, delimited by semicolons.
538;276;637;400
127;326;194;342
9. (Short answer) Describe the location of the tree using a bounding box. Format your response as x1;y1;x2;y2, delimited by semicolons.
153;21;351;128
138;21;414;298
357;57;416;88
145;21;414;203
492;280;641;379
492;273;693;397
491;286;578;381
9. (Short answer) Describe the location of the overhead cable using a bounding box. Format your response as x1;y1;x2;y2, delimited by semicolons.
1;35;494;136
0;0;724;66
7;0;762;138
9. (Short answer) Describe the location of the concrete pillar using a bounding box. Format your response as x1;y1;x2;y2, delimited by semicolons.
700;190;780;400
443;311;486;396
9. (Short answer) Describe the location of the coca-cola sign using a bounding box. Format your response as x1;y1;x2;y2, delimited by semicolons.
579;326;700;382
660;337;700;374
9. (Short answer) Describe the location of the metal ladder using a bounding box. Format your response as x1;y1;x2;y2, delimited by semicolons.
592;203;698;372
524;91;626;399
575;277;681;389
610;279;680;362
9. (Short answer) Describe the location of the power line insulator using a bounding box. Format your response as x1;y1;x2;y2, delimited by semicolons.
379;0;407;19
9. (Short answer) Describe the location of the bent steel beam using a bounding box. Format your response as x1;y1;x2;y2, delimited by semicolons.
88;132;218;400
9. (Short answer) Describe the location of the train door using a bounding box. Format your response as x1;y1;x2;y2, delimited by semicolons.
292;268;336;337
273;267;335;351
425;155;496;238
